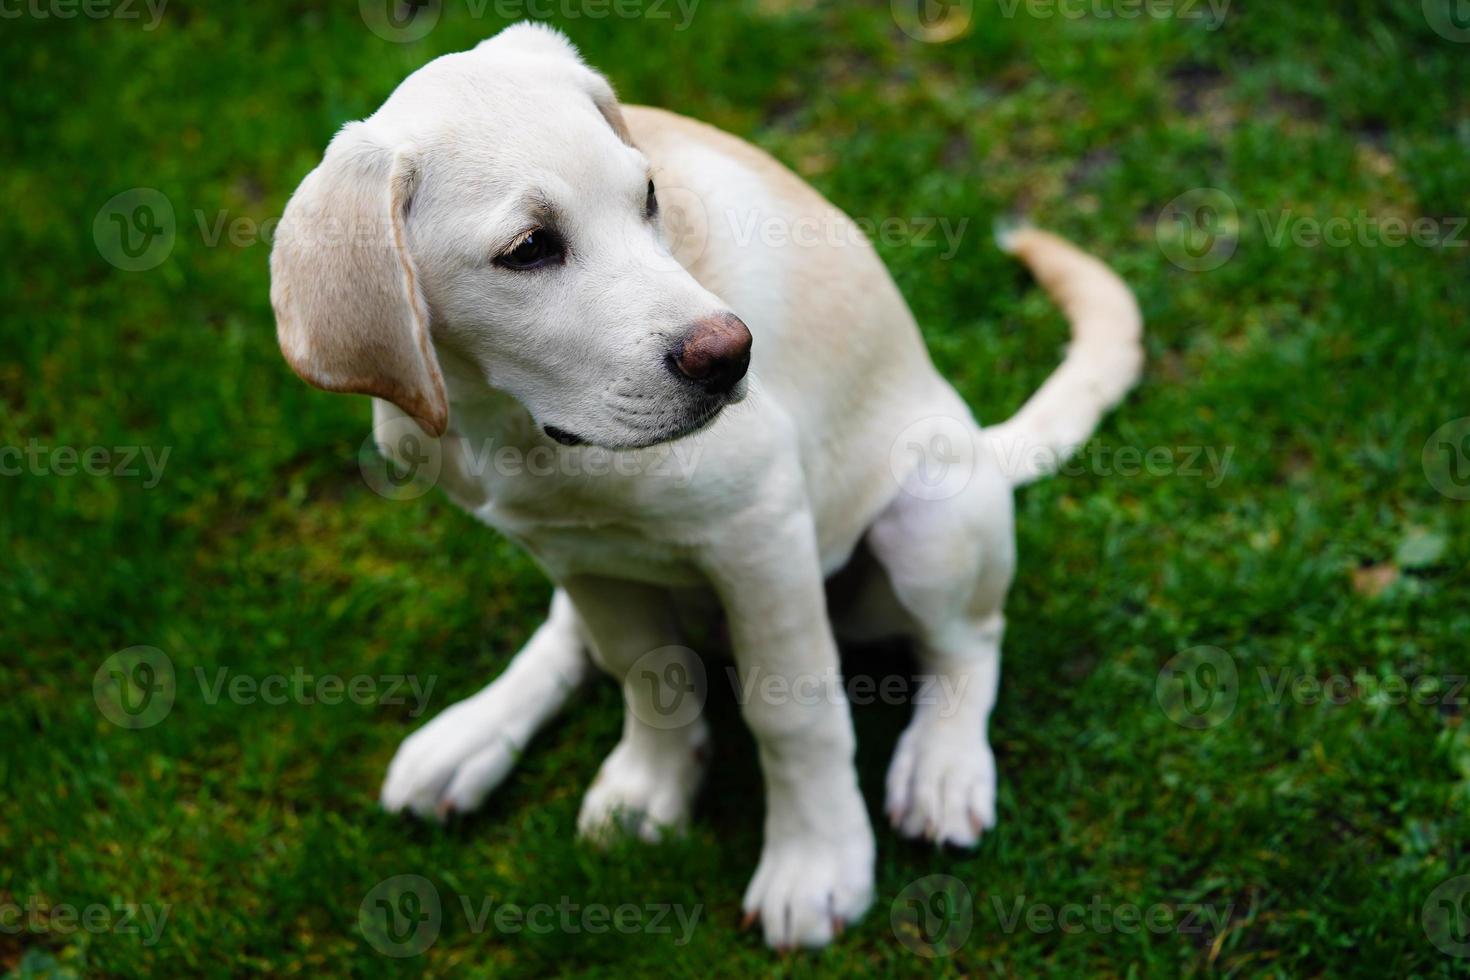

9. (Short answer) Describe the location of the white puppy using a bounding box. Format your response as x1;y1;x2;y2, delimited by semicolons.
271;23;1142;950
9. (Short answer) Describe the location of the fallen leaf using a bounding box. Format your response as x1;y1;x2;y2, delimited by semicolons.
1351;563;1399;597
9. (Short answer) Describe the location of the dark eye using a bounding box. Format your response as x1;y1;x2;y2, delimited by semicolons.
497;230;565;270
645;179;658;218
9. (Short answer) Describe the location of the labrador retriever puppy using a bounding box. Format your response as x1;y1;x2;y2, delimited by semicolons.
270;23;1142;949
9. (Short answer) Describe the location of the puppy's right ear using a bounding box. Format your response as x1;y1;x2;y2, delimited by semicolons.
270;123;448;436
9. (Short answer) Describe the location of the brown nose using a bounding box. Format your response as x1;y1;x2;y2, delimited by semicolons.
668;312;752;395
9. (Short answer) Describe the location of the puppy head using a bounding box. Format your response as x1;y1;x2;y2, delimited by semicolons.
271;23;750;448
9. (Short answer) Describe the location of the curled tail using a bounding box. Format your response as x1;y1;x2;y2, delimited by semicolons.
985;225;1145;486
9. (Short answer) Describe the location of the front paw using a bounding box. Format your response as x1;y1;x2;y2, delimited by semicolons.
742;832;874;949
577;730;708;844
885;721;997;847
380;693;520;821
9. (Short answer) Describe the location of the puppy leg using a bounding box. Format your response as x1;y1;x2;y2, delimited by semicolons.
868;457;1017;847
561;576;710;844
381;589;590;819
706;510;875;949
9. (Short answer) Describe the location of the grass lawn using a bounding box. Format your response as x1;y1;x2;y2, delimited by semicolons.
4;1;1469;976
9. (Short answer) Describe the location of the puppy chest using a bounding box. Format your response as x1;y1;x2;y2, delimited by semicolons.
483;507;707;588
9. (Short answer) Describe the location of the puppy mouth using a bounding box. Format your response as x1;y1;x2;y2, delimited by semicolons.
543;400;728;452
542;425;586;447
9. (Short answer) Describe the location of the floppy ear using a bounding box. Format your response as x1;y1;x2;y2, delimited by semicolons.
270;122;448;437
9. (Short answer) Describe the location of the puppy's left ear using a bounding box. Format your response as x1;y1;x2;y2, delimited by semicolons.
270;123;448;436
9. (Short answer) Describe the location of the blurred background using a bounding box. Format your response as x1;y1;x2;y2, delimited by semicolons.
3;1;1468;976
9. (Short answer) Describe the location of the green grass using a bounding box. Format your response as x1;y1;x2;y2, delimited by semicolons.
3;1;1468;976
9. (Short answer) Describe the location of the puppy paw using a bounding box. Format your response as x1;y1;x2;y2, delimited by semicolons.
576;731;707;844
741;834;874;949
885;721;997;847
380;693;522;821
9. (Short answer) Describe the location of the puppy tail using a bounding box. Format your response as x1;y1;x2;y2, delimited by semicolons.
984;224;1144;486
